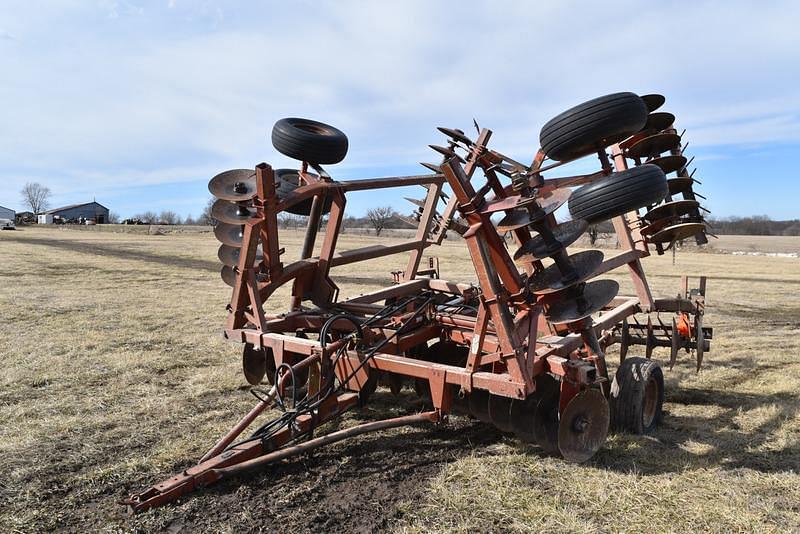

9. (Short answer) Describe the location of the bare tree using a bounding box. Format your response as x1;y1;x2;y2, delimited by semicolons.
21;182;51;214
107;211;120;224
159;210;179;225
198;198;216;226
184;214;196;226
133;211;158;224
366;206;395;237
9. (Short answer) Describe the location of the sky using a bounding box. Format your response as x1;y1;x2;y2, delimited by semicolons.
1;0;799;220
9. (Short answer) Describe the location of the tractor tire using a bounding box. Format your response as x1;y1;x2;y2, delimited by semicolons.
539;92;648;161
271;118;348;164
568;164;667;224
610;357;664;434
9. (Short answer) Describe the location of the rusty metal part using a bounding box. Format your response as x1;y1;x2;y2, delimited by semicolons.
513;219;588;264
243;344;267;385
208;169;258;201
558;388;609;463
437;126;473;146
647;154;687;175
496;188;571;232
488;394;514;432
640;94;665;112
532;389;560;453
221;265;237;287
670;316;681;369
647;222;706;244
644;200;700;222
626;133;681;159
429;144;465;163
469;389;492;423
420;162;441;173
545;280;620;324
211;199;256;224
214;222;245;247
218;244;263;267
696;313;705;371
528;250;604;294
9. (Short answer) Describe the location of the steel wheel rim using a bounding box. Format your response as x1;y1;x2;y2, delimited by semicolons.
642;375;659;428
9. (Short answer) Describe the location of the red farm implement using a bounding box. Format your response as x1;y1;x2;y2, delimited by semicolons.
126;92;713;513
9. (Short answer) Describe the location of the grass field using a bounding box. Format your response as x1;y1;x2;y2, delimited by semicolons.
1;226;799;533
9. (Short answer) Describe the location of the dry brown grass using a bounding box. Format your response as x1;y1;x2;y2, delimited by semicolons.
1;226;799;533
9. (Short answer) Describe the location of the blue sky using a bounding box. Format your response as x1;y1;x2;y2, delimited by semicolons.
1;0;799;220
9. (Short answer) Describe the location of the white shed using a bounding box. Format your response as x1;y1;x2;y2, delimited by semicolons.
0;205;15;221
38;213;54;224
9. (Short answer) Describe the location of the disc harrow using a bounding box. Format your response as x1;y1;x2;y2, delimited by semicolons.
126;93;715;513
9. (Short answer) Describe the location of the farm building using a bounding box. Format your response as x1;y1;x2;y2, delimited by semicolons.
0;205;14;221
38;201;109;224
15;211;34;223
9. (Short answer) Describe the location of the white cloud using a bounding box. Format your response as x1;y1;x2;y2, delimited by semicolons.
1;1;799;215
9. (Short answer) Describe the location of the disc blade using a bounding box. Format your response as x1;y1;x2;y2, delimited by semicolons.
647;222;706;244
511;374;560;443
208;169;257;201
514;219;588;264
667;177;694;195
211;199;256;224
696;314;705;372
488;394;514;433
644;200;700;222
626;133;681;159
437;127;473;146
214;222;245;247
242;344;267;385
642;111;675;132
217;244;263;267
468;389;491;423
647;154;687;175
528;250;604;294
640;94;665;112
275;168;332;216
220;265;237;287
496;188;571;232
545;279;619;325
558;388;609;463
532;391;560;453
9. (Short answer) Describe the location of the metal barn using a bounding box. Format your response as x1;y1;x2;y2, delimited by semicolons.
39;202;110;224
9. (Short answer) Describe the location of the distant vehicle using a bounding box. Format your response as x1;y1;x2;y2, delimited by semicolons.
1;219;16;230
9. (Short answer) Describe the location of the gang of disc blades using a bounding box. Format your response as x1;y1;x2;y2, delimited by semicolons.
644;199;700;222
647;154;687;175
211;199;256;224
528;250;605;295
626;133;681;159
275;168;333;216
468;389;492;423
667;177;694;195
647;222;706;244
545;279;620;325
214;222;245;247
532;390;560;453
558;388;609;463
218;244;263;267
640;93;665;112
496;188;571;232
208;169;258;201
513;219;588;264
510;374;560;443
220;265;237;287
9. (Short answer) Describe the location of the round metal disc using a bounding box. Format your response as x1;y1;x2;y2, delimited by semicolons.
558;388;609;463
644;200;700;222
510;374;559;443
208;169;257;201
626;133;681;159
276;168;333;216
667;177;694;195
221;265;237;287
642;112;675;132
488;394;514;432
532;390;560;453
528;250;604;294
647;222;706;244
468;389;491;423
647;154;687;175
545;279;620;325
696;314;705;372
218;244;263;267
670;316;681;370
640;94;665;112
242;344;267;385
496;188;571;232
211;199;256;224
214;222;245;247
640;216;680;237
513;219;588;264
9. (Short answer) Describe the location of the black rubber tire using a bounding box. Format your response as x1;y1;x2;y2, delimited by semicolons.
610;357;664;434
539;92;648;161
568;164;667;224
271;118;348;164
